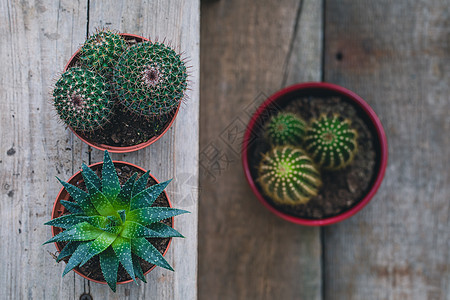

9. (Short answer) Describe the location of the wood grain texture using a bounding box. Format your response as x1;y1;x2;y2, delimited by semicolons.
199;1;322;299
0;0;199;299
323;1;450;299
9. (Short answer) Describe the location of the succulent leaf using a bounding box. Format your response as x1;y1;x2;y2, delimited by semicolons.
56;177;98;216
127;207;188;226
60;200;84;214
99;247;119;292
129;179;172;210
131;238;173;271
101;150;121;200
81;163;102;190
56;241;81;262
62;241;93;276
45;151;188;291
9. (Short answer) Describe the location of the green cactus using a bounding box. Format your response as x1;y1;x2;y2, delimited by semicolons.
265;113;306;146
78;29;128;78
44;151;189;292
257;146;322;205
304;114;358;170
52;67;114;132
112;41;187;118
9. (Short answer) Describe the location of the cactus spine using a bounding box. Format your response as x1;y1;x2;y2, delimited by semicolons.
265;113;306;146
113;41;187;118
78;29;128;78
257;146;322;205
52;68;114;132
304;114;358;170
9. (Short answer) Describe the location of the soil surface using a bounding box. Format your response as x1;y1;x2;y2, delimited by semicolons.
78;104;175;147
55;164;172;282
248;96;379;219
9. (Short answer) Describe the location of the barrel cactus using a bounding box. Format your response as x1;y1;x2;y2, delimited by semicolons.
44;151;188;292
113;41;188;118
304;114;358;170
78;29;128;78
257;146;322;205
52;67;114;132
265;113;306;146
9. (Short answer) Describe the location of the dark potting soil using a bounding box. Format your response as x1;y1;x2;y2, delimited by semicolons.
248;96;379;219
56;164;172;282
78;105;176;147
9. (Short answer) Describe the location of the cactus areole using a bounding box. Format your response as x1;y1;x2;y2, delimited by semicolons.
242;82;388;226
56;31;186;153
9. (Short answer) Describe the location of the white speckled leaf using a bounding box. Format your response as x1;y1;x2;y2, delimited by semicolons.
131;237;173;271
101;151;121;200
129;179;172;210
99;247;119;292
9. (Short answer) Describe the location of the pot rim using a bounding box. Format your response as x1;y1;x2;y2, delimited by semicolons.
241;82;388;226
51;160;173;284
63;33;181;153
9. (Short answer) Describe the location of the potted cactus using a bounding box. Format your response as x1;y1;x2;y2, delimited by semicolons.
52;29;188;153
242;82;388;226
44;151;188;291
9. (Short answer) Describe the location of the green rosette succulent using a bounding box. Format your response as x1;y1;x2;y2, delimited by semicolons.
78;29;128;78
113;41;187;118
304;114;358;170
265;112;306;146
257;146;322;205
44;151;188;292
52;67;114;132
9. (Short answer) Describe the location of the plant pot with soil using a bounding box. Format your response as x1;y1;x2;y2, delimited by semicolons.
242;82;388;226
52;29;187;153
44;151;188;291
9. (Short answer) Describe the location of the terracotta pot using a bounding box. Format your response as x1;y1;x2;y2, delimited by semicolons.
51;160;173;284
242;82;388;226
63;33;181;153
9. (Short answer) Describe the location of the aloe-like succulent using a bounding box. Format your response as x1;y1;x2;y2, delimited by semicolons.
257;146;322;205
265;112;306;146
304;114;358;170
113;41;187;118
78;29;128;78
52;67;114;132
44;151;188;291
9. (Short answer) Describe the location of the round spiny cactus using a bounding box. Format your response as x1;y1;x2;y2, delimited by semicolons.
257;146;322;205
265;113;306;146
78;29;128;78
113;41;187;118
304;114;358;170
53;67;114;132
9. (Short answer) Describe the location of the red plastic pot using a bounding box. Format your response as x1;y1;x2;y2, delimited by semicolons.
242;82;388;226
63;33;181;153
51;160;173;284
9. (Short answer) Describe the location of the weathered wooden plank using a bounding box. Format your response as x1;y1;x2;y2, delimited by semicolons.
0;0;88;299
199;1;322;299
323;1;450;299
0;0;198;299
87;1;199;299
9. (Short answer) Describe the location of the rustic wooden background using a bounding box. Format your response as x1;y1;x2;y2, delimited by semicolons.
1;0;448;299
0;0;199;299
200;0;449;300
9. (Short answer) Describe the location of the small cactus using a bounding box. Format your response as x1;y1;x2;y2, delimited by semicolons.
52;67;114;132
265;113;306;146
113;41;187;118
78;29;128;78
257;146;322;205
304;114;358;170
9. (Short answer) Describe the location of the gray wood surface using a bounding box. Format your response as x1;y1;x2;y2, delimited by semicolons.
199;1;323;299
322;1;450;299
0;0;199;299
